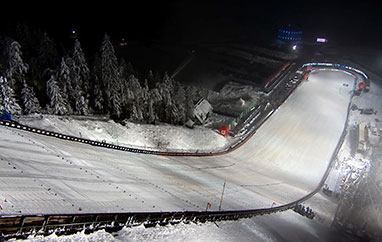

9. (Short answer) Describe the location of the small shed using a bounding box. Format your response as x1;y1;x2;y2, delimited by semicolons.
192;98;213;124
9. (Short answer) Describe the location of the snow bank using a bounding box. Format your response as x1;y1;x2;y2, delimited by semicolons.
15;210;345;242
16;229;117;242
19;115;229;152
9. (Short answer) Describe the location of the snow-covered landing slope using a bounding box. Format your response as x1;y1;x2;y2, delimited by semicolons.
0;70;355;215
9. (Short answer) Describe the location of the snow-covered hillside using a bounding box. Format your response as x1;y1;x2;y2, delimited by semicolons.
18;115;230;152
0;69;355;217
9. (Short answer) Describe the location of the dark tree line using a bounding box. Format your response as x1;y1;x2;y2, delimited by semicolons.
0;25;204;125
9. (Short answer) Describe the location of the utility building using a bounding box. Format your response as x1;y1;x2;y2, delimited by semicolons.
192;98;213;124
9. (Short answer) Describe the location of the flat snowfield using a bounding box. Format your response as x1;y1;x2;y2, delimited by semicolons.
0;70;355;215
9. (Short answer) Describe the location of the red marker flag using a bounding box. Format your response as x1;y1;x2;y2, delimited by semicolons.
206;202;212;211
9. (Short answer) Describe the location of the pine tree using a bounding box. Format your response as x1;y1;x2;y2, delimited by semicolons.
15;23;33;60
147;88;162;124
118;61;130;111
131;101;143;122
155;73;180;124
110;88;122;116
72;39;90;96
147;70;155;87
126;62;136;78
63;55;88;115
0;76;22;114
32;32;58;81
58;57;73;114
76;96;89;115
70;40;90;115
21;81;41;114
46;72;68;115
173;82;187;124
100;33;120;113
6;41;28;91
186;86;198;119
64;56;79;110
143;79;150;101
142;79;150;121
92;78;104;113
37;32;58;70
127;75;147;121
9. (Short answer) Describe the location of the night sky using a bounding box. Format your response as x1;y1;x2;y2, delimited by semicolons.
2;1;381;49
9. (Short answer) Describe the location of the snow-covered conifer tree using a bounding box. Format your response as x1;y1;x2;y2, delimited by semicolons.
46;72;68;115
63;55;89;115
100;33;120;111
127;75;146;121
118;61;131;111
72;39;90;96
0;76;22;114
154;73;180;123
21;81;41;114
119;59;129;80
141;79;150;120
58;57;73;114
76;96;89;115
131;102;143;122
6;41;28;91
31;32;58;81
186;86;198;119
110;88;122;116
92;79;104;113
37;32;58;70
173;82;187;124
147;88;162;124
143;79;150;102
146;70;155;86
15;24;33;59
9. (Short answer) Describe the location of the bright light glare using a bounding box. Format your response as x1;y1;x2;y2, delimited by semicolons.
72;30;76;34
316;37;328;43
292;45;297;51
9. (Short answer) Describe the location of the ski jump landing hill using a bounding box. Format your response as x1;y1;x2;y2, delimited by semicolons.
0;64;366;237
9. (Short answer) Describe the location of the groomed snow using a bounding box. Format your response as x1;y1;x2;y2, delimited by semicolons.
0;69;355;216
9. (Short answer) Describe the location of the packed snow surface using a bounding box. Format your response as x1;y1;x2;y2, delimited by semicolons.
0;70;355;215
